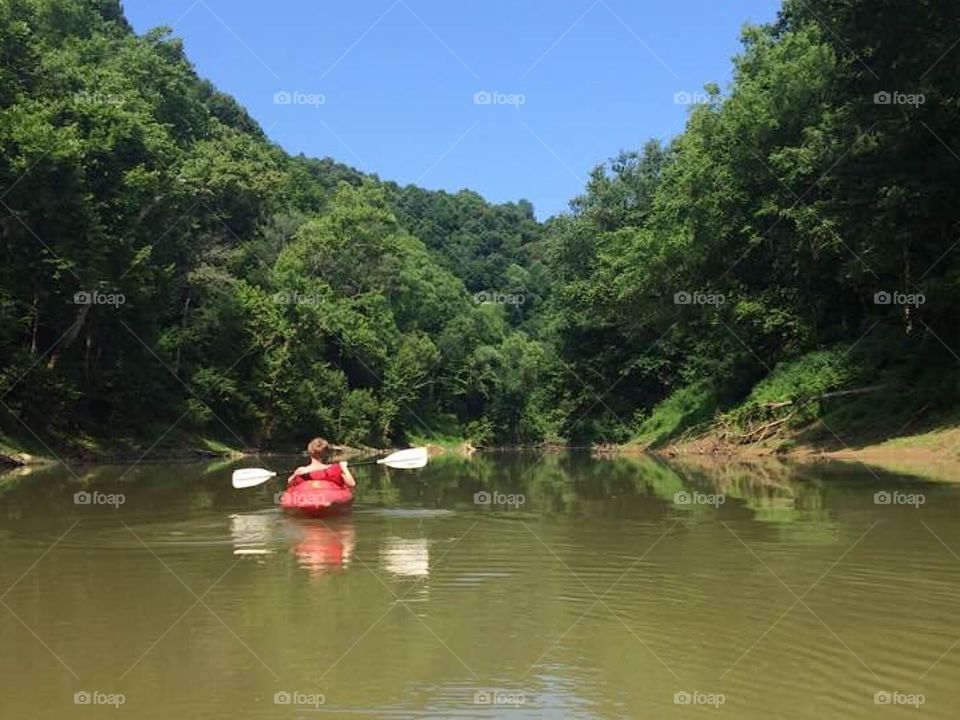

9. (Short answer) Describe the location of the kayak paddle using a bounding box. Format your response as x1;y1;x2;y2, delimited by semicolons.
231;447;429;489
355;446;429;470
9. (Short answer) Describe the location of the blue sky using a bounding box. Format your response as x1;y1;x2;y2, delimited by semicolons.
121;0;782;218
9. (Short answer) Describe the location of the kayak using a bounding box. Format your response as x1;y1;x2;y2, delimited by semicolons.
279;480;354;517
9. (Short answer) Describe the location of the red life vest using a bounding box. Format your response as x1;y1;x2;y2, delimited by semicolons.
290;463;344;488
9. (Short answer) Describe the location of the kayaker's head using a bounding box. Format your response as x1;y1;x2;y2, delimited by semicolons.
307;437;330;461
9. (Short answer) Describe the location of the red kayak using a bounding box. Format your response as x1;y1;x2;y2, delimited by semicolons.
279;465;354;517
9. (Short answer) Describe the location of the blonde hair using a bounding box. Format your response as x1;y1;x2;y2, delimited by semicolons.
307;437;329;460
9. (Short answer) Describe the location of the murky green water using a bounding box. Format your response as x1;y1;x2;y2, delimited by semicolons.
1;452;958;718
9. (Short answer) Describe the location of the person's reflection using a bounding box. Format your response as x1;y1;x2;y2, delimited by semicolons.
286;517;356;577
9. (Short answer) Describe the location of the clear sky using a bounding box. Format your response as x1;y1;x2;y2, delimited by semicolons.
120;0;782;218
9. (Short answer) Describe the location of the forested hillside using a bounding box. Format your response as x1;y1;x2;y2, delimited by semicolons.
545;0;960;446
1;0;958;455
0;0;553;452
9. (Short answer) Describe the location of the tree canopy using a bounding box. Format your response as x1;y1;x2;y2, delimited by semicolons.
1;0;957;452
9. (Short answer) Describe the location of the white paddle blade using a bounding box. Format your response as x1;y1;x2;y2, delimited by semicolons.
377;447;429;470
232;468;277;489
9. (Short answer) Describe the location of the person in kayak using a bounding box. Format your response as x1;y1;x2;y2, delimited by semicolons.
287;437;356;489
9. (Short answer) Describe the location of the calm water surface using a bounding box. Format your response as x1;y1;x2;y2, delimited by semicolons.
1;452;958;718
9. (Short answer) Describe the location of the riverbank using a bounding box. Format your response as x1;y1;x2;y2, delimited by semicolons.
0;429;467;470
0;431;247;468
646;419;960;482
408;435;477;459
5;418;955;483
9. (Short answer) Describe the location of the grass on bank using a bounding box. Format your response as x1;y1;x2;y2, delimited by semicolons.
632;344;960;456
0;433;54;464
0;427;244;465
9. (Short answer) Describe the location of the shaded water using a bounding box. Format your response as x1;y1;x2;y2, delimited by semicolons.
0;452;958;718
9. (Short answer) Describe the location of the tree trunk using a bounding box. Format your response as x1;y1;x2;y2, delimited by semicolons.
29;292;40;353
174;294;191;374
47;304;92;369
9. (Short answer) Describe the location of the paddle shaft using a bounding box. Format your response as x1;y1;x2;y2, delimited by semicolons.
284;459;378;476
283;456;408;476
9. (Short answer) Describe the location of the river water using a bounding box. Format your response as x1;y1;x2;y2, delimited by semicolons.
0;451;956;718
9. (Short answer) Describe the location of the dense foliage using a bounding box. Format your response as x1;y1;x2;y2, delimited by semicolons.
1;0;958;452
0;0;552;450
543;0;960;443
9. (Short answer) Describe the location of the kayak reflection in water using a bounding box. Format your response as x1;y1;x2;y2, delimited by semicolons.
287;518;356;576
229;512;355;576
